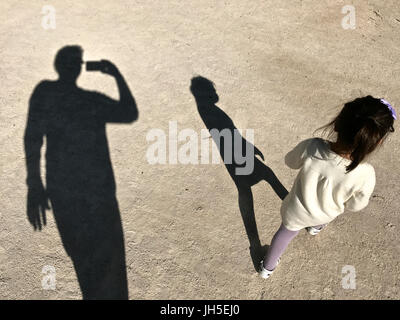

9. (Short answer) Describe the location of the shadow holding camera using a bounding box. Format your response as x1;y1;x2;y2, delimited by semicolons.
24;46;138;299
190;76;288;271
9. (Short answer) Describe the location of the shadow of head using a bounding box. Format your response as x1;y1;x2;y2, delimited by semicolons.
190;76;219;105
55;45;84;83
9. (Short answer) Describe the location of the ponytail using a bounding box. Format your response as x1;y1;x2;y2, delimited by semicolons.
346;117;381;172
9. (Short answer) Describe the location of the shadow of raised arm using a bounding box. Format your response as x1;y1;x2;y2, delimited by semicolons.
100;60;138;123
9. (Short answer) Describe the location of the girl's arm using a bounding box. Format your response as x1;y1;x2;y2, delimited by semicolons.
284;138;314;169
344;167;376;212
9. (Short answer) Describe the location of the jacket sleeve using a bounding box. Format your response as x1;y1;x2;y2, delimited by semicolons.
344;167;376;212
284;138;314;169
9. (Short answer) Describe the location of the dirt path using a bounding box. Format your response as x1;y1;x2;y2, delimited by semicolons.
0;0;399;299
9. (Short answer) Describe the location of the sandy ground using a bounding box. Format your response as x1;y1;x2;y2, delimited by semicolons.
0;0;399;300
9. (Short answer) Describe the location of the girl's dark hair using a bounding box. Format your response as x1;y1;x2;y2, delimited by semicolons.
315;95;395;173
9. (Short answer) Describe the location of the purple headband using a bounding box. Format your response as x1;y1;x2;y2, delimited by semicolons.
380;98;397;120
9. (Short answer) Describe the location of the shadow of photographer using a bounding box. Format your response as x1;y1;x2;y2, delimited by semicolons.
24;45;138;299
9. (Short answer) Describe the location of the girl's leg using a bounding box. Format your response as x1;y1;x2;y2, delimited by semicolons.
262;223;300;271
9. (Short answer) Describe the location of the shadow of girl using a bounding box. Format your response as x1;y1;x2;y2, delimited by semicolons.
190;76;288;271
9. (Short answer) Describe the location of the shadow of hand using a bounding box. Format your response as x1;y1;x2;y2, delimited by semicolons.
27;181;50;231
254;146;265;161
99;59;120;77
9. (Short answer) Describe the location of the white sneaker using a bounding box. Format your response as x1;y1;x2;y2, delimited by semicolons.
306;226;324;236
259;258;280;279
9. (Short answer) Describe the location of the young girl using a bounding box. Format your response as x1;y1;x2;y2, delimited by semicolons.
260;95;396;279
